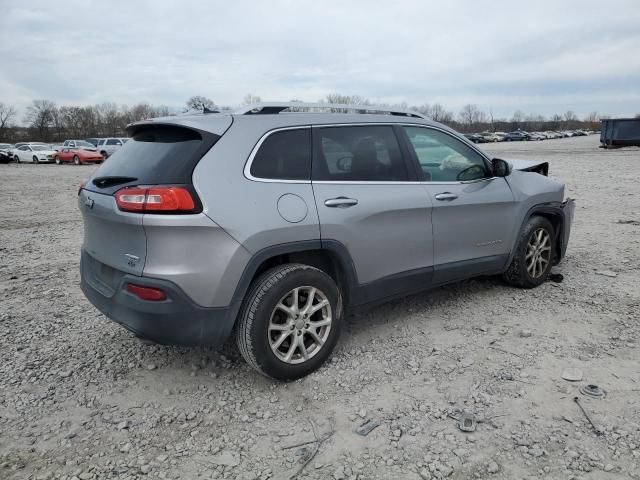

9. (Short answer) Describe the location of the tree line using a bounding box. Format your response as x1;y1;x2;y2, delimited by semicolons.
1;94;634;143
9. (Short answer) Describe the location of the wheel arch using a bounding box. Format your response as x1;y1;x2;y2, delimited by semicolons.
228;240;358;326
507;203;567;268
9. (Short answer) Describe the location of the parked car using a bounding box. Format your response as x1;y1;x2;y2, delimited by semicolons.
54;140;98;152
13;144;58;163
463;133;485;143
96;137;126;158
479;132;501;142
55;147;104;165
78;102;575;380
529;132;546;141
503;131;530;141
0;143;14;163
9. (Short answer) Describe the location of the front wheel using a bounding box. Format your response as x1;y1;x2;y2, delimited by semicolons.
503;216;555;288
55;156;61;165
14;155;20;163
32;156;39;164
236;264;343;380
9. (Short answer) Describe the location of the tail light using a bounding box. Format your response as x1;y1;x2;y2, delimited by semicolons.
115;186;197;213
126;283;167;301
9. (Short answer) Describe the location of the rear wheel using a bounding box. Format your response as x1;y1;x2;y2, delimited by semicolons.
236;264;343;380
504;216;555;288
14;155;20;163
73;155;80;165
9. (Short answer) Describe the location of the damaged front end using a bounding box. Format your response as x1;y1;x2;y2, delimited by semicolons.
509;159;550;176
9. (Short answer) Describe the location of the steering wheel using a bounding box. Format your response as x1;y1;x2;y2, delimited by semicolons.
456;165;486;181
336;156;353;171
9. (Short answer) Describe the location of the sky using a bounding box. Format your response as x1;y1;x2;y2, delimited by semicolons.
1;0;639;121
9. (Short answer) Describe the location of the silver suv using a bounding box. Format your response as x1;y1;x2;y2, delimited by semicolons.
79;102;575;380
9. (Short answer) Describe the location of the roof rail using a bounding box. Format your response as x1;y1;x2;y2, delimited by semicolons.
234;102;427;119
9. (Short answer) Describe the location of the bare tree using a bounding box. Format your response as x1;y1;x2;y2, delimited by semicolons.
24;100;57;141
97;102;121;137
429;103;453;123
242;94;262;106
324;94;369;106
185;96;216;112
511;110;525;130
459;104;485;131
0;103;17;140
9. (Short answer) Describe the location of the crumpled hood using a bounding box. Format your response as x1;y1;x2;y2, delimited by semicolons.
508;159;549;171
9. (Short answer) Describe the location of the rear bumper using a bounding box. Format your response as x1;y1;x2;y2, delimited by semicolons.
558;198;575;260
80;250;236;347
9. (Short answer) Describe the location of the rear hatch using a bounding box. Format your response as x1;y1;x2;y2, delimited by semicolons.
79;118;231;281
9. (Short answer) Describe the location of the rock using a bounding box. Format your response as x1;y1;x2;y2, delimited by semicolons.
487;461;500;474
333;466;346;479
460;357;474;368
59;370;73;378
604;464;614;472
519;329;533;338
561;368;583;382
116;421;128;430
419;468;432;479
209;450;240;467
357;408;367;418
146;364;157;370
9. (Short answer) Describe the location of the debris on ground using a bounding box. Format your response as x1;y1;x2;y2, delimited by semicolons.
573;396;604;436
354;418;381;436
562;368;584;381
580;384;606;398
595;270;618;277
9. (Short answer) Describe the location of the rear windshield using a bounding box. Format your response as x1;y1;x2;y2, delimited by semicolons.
89;125;218;189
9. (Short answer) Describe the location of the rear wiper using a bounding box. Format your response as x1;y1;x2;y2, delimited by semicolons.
92;176;138;188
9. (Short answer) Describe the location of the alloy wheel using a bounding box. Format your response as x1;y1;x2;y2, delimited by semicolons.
526;228;551;278
268;286;332;364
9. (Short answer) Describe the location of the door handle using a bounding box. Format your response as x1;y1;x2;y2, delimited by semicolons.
324;197;358;208
434;192;458;201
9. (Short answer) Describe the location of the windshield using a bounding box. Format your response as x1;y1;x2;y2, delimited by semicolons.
75;141;94;148
31;145;49;151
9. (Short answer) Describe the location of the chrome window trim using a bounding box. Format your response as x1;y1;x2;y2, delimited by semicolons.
243;122;493;186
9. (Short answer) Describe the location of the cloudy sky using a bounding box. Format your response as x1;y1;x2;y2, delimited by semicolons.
1;0;639;120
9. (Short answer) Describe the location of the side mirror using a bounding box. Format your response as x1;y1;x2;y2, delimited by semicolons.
492;158;511;177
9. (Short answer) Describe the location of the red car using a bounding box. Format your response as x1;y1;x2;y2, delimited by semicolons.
55;147;104;165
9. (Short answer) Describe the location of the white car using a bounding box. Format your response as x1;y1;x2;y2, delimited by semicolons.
96;137;127;158
14;144;58;163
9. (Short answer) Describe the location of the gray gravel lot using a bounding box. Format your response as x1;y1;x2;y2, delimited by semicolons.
1;135;639;480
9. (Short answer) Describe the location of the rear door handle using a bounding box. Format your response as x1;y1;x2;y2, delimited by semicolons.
324;197;358;208
434;192;458;201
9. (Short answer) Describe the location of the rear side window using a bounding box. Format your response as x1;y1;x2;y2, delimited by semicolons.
89;125;219;190
313;126;408;181
250;128;311;180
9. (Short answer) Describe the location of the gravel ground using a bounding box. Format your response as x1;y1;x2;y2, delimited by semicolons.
1;135;639;480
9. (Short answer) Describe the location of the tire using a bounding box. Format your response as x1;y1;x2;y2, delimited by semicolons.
55;156;61;165
503;216;555;288
14;155;20;163
100;151;108;160
236;264;343;380
73;155;80;165
32;156;39;164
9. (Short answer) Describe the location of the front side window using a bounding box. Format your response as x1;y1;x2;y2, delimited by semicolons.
313;125;408;181
250;128;311;180
403;126;488;182
106;139;120;145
